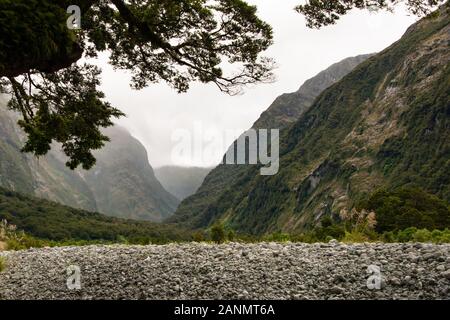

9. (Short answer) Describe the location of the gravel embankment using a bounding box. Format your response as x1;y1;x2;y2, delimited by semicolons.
0;242;449;300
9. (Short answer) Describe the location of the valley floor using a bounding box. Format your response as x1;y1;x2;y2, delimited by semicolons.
0;243;449;300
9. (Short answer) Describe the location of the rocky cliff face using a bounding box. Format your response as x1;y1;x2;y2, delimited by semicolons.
171;4;450;234
81;127;179;222
0;95;98;211
0;97;179;221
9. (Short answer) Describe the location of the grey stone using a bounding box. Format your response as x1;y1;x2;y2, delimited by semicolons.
0;243;448;300
329;286;345;295
442;270;450;280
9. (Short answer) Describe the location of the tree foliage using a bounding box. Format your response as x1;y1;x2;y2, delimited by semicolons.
0;0;274;169
363;187;450;232
6;65;124;169
296;0;446;28
210;221;227;243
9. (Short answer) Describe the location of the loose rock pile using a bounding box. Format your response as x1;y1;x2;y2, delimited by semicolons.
0;242;448;300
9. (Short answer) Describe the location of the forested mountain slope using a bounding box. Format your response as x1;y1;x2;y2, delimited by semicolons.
0;187;188;242
170;55;372;227
171;5;450;235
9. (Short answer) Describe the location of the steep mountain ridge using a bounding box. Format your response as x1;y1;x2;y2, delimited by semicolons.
171;4;450;234
0;95;98;211
254;54;373;130
170;55;373;227
81;127;179;221
0;97;179;221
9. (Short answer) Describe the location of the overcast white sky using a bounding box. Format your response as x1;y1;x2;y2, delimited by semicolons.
96;0;417;168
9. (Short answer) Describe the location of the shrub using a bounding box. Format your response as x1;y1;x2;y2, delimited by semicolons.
310;216;346;242
5;233;49;250
430;229;443;241
0;257;5;272
397;227;418;242
227;230;236;242
412;229;432;242
264;232;291;242
287;232;314;243
116;235;129;245
430;229;450;243
381;231;396;243
342;230;370;243
339;208;377;232
210;222;226;244
440;229;450;243
192;231;206;242
364;187;450;232
0;219;49;250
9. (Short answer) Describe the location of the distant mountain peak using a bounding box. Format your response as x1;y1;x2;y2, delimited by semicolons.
253;54;373;130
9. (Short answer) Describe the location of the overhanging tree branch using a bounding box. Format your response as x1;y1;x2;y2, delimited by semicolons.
0;0;274;169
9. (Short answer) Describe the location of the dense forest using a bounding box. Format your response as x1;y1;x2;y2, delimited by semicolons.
0;187;190;245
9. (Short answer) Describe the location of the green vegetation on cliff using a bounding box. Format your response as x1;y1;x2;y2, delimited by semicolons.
171;5;450;235
171;54;373;228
